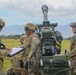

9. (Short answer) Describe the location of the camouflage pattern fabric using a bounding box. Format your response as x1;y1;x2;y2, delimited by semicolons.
0;18;6;75
0;58;3;75
10;35;27;74
11;33;39;74
70;35;76;74
22;33;40;62
19;35;27;44
11;53;22;69
71;35;76;43
0;49;9;75
22;34;40;75
10;51;24;74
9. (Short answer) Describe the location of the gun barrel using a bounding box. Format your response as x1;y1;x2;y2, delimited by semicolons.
42;5;48;21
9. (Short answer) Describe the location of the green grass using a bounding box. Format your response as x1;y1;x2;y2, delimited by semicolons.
1;39;71;72
2;39;20;72
61;40;71;53
2;39;20;48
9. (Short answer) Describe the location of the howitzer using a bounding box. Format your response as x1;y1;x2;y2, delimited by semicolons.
32;5;73;75
37;4;63;55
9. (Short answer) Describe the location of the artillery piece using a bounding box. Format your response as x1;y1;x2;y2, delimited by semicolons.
37;4;63;55
31;4;73;75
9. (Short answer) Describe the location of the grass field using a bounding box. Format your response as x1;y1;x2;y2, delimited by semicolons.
1;39;71;72
2;39;20;72
61;40;71;53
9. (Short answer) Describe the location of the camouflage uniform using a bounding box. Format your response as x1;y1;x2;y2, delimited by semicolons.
11;53;23;74
0;18;10;75
21;23;40;75
22;34;39;61
70;23;76;75
10;35;27;74
19;35;27;44
0;50;10;74
10;23;39;75
70;35;76;74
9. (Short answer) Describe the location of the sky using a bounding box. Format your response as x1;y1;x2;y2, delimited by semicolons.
0;0;76;26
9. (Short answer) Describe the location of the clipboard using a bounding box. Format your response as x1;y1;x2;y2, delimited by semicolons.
8;46;25;57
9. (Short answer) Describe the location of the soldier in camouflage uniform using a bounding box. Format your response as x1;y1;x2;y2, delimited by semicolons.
20;23;40;75
0;18;11;75
70;22;76;75
8;35;27;75
6;23;39;75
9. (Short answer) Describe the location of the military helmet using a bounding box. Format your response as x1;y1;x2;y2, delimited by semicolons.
0;18;5;27
70;22;76;27
25;23;37;31
70;22;76;33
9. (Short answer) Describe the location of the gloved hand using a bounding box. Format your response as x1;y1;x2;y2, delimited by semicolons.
19;60;24;68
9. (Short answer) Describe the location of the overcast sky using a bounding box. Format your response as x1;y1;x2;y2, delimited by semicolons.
0;0;76;26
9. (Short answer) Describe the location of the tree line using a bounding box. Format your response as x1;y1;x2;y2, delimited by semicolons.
0;34;72;40
0;34;24;39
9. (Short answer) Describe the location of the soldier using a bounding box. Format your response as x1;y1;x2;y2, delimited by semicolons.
70;22;76;75
0;18;11;75
10;35;27;75
20;23;40;75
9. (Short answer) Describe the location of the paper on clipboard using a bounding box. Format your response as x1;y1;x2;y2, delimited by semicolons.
8;46;25;57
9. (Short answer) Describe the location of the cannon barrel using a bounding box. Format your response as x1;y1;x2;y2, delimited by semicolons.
42;5;48;21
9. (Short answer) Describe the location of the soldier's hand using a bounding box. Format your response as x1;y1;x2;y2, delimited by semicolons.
6;48;12;53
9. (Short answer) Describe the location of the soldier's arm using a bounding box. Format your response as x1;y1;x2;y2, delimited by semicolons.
31;37;40;50
28;37;40;58
0;49;11;57
70;39;75;51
